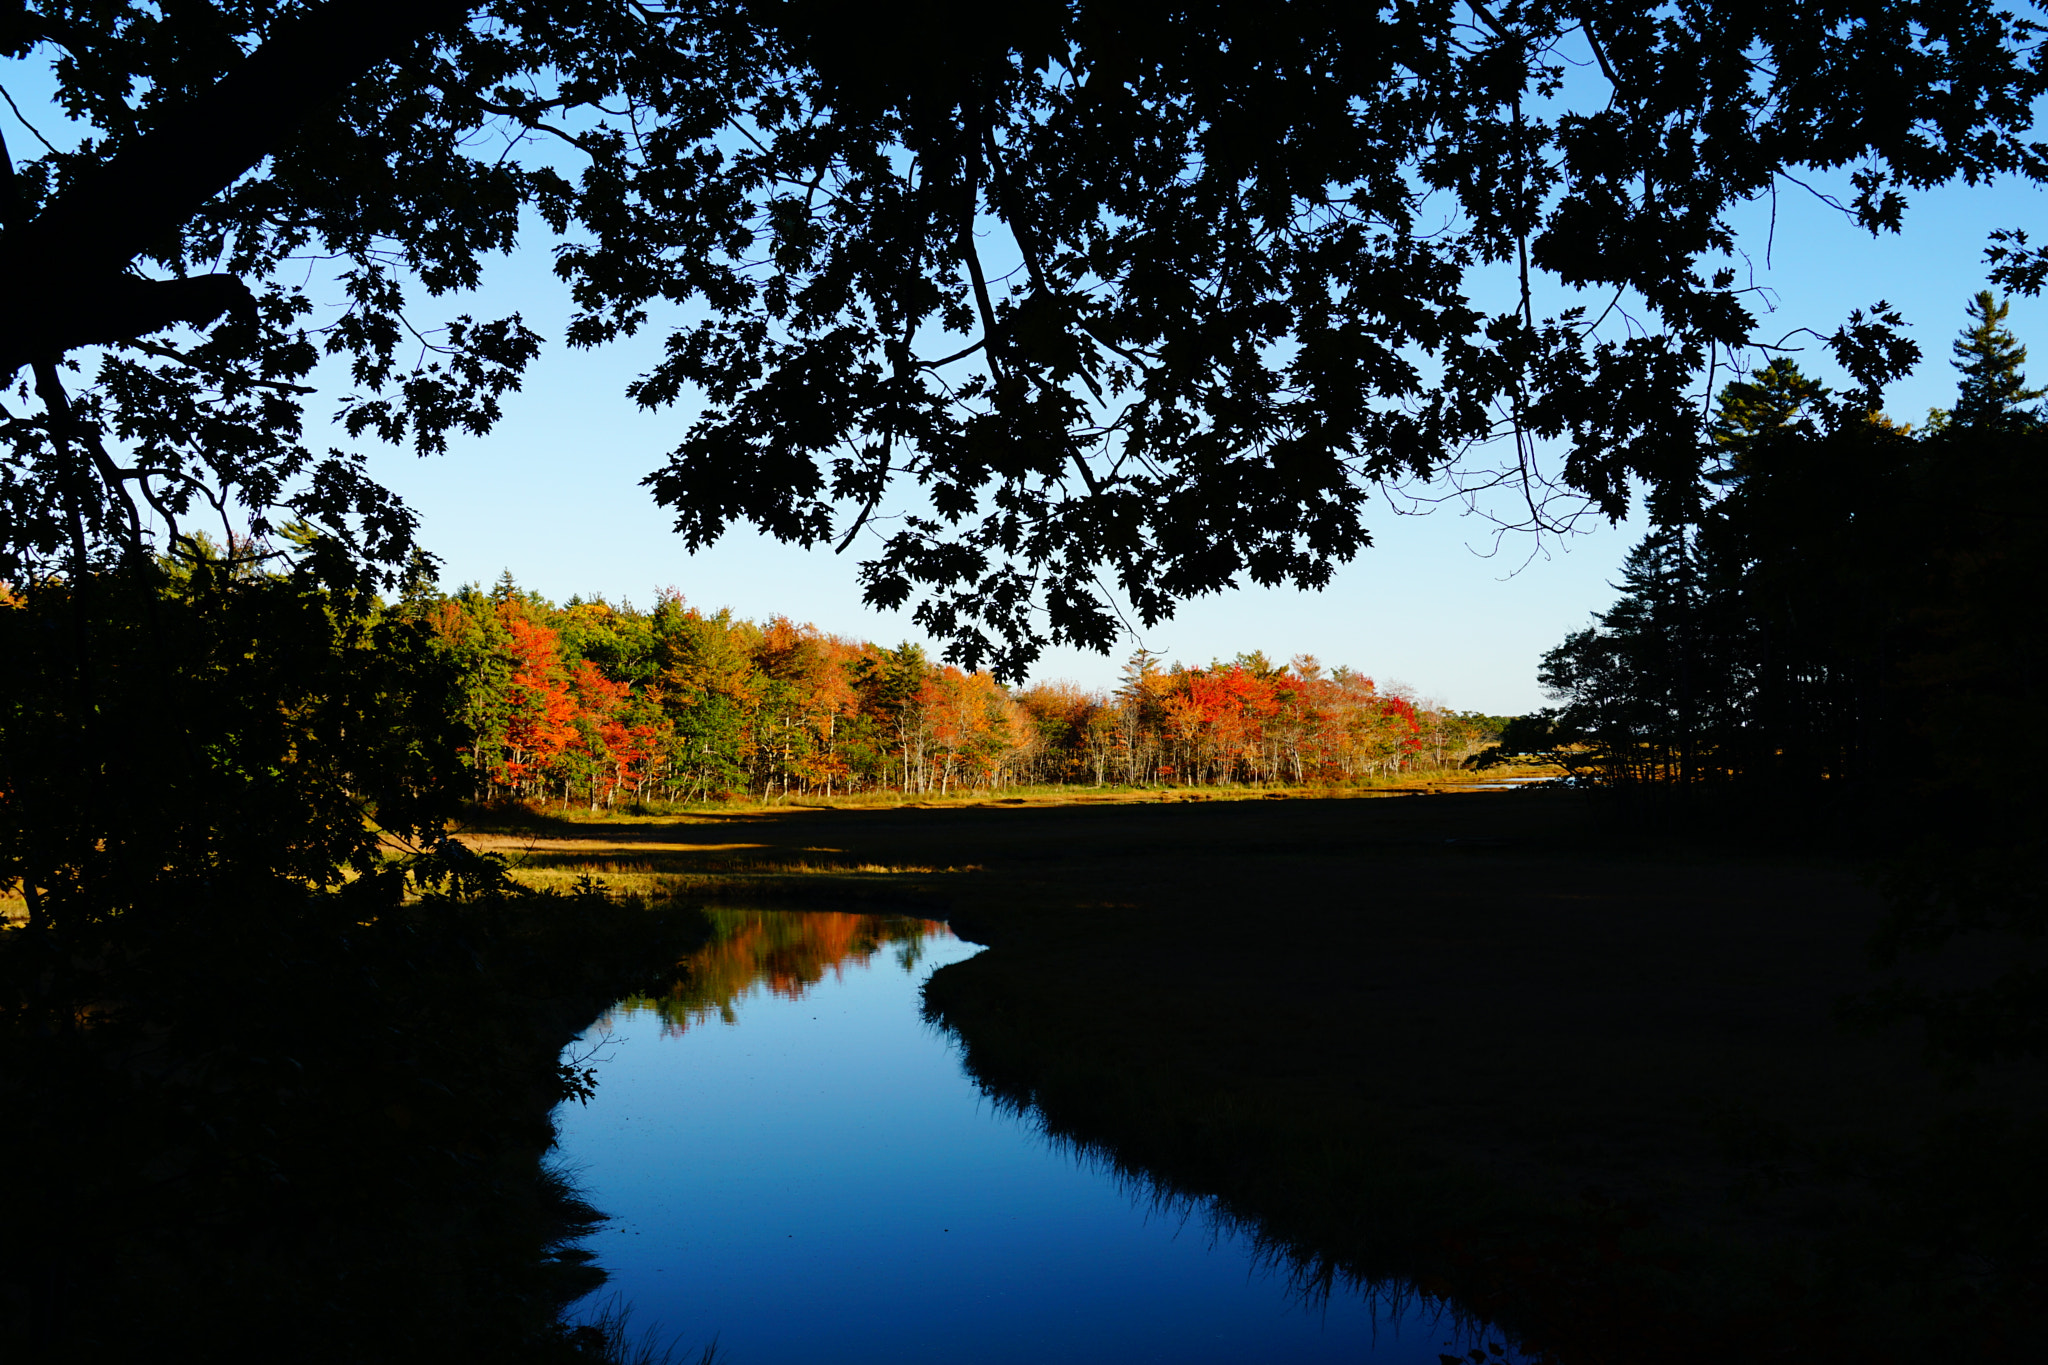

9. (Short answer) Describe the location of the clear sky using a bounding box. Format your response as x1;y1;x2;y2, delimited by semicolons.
5;51;2043;713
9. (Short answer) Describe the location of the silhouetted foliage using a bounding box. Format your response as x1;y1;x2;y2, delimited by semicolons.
1541;294;2048;1071
0;551;463;934
5;1;2047;668
0;549;705;1359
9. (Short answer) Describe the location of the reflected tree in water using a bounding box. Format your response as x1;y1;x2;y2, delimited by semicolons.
619;910;950;1035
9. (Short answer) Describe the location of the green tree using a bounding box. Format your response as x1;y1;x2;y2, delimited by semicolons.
413;584;517;798
1539;527;1726;786
650;598;757;800
1707;358;1828;485
864;642;936;792
1945;290;2044;430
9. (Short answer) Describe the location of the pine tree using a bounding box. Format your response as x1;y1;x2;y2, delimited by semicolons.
1948;290;2044;430
1707;358;1827;486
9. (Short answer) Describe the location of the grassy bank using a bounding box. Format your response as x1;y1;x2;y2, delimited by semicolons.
1;887;710;1363
478;786;2045;1362
451;773;1550;904
464;768;1549;824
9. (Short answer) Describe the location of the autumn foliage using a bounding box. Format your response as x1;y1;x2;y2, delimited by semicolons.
407;576;1498;807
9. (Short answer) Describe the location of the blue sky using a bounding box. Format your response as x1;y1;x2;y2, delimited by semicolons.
5;50;2042;712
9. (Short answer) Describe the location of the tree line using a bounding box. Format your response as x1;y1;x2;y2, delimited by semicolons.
408;579;1506;807
1527;289;2042;803
1523;290;2048;1072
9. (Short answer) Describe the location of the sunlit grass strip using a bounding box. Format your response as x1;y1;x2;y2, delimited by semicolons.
463;771;1553;828
502;860;977;902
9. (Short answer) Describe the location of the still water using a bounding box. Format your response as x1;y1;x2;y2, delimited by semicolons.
555;910;1484;1363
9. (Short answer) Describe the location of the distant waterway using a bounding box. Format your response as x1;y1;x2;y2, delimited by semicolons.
555;909;1505;1363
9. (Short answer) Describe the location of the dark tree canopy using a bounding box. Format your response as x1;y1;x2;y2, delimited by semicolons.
3;0;2046;674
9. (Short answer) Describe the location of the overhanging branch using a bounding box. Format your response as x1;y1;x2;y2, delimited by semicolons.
0;0;475;370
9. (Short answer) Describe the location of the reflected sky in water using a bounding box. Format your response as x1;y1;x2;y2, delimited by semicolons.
556;911;1476;1363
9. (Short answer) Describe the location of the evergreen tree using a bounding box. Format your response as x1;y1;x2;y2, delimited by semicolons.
1707;358;1827;486
1946;290;2044;430
1539;526;1744;787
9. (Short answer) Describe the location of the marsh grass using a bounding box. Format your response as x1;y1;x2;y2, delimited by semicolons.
491;856;975;909
454;769;1542;833
436;773;1555;910
941;1019;1543;1363
567;1295;722;1365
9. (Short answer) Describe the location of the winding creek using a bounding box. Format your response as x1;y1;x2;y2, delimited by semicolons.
555;910;1500;1363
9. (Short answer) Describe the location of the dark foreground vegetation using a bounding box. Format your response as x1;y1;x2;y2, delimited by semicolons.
3;884;703;1361
1509;294;2048;1087
0;562;711;1361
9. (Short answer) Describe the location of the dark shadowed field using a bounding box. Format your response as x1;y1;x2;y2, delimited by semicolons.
466;786;2046;1362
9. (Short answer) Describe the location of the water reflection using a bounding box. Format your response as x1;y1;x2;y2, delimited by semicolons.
559;910;1508;1363
616;909;946;1035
